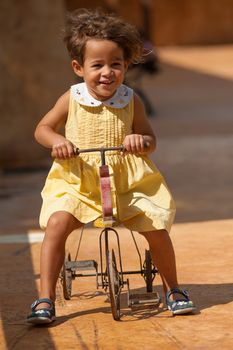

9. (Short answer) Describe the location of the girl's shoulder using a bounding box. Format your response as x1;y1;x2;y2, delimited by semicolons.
70;82;134;109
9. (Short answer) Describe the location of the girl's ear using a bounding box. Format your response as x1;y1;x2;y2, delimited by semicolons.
72;60;84;77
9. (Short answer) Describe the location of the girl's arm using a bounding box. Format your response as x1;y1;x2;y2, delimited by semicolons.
123;93;156;155
34;90;75;159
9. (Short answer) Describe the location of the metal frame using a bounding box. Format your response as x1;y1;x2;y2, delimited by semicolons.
60;146;160;318
99;227;124;290
69;226;158;283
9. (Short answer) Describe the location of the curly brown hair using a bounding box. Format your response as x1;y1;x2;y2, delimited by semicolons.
63;8;143;65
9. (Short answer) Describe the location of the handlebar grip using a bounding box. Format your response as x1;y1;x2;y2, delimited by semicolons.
121;141;150;152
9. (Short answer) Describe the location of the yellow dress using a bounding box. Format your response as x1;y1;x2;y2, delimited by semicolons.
39;83;176;232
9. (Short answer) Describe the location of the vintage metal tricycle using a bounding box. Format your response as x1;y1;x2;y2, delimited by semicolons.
60;146;161;320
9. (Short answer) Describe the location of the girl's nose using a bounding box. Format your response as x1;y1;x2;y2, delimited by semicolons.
102;65;112;76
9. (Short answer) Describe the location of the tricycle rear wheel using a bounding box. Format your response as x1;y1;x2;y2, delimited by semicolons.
61;252;72;300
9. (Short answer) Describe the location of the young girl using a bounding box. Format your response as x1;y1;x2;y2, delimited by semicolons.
27;8;195;324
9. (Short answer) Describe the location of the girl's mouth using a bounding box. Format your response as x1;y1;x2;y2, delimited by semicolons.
99;81;113;85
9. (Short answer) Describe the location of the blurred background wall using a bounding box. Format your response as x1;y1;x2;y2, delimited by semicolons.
0;0;233;170
0;0;73;170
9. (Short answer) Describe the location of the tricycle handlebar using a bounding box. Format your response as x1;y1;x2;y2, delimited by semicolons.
75;146;124;165
76;146;124;155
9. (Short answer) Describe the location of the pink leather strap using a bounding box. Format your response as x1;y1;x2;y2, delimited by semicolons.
99;165;113;219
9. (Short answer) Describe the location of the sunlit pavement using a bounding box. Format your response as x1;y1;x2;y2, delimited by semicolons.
0;45;233;349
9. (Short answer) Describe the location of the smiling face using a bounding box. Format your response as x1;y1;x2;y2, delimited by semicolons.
72;39;128;101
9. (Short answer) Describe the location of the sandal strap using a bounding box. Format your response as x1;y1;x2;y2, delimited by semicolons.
166;288;189;302
31;298;54;311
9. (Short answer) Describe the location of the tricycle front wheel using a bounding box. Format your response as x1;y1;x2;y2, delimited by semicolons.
107;249;121;320
144;249;153;293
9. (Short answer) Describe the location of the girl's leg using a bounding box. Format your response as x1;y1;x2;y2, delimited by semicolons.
36;211;83;309
139;229;179;296
140;229;195;314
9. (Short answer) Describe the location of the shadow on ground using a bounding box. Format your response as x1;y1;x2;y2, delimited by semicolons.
34;282;233;327
0;243;56;349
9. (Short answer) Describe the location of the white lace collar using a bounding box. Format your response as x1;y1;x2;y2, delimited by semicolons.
70;82;133;108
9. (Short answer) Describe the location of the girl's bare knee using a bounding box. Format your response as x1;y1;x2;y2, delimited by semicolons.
46;211;82;238
139;229;169;243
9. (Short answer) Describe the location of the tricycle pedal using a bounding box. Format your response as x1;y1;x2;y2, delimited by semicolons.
128;292;161;309
66;259;98;271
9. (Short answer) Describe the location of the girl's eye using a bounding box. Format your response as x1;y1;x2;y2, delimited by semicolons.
92;64;102;68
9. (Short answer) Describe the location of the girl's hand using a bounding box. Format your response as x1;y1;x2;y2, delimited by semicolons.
51;139;76;159
123;134;147;155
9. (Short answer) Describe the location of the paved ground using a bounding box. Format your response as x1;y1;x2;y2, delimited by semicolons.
0;45;233;349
